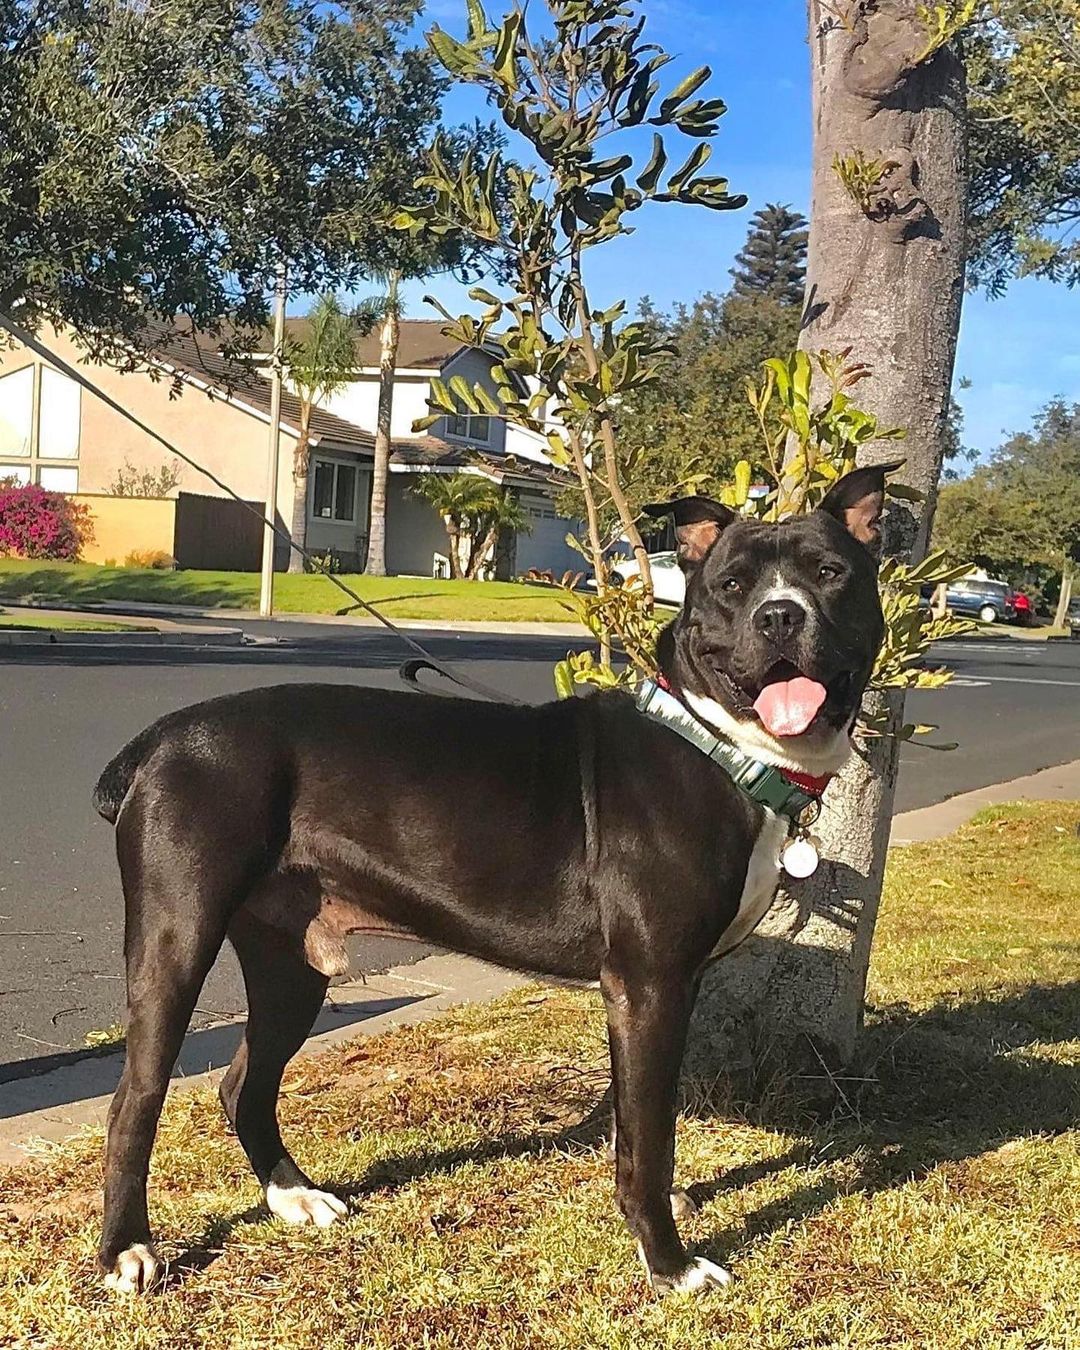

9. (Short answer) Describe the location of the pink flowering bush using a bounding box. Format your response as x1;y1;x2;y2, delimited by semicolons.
0;482;95;560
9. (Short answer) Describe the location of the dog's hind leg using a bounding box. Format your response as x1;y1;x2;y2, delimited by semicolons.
219;910;346;1228
100;835;237;1292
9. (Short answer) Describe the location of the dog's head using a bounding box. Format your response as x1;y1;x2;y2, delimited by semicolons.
649;464;896;775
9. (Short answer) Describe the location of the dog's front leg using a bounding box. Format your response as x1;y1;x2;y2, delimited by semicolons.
601;964;732;1296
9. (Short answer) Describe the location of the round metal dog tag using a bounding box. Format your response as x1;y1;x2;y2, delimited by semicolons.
781;836;819;879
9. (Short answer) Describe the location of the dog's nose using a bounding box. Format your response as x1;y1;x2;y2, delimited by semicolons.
754;598;806;645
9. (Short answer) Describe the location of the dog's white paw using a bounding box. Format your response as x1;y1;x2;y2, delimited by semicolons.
104;1242;163;1294
266;1183;348;1228
655;1256;734;1296
669;1188;698;1221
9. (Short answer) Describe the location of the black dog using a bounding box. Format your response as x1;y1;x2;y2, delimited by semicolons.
94;464;893;1296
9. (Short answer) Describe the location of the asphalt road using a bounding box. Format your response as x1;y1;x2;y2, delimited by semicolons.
1;623;1077;1071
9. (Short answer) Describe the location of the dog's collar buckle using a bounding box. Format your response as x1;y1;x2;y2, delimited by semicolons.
635;679;829;823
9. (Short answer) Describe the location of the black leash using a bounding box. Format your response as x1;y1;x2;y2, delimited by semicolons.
0;310;521;705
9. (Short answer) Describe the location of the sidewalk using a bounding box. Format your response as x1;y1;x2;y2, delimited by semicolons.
0;953;526;1167
2;761;1077;1166
3;596;587;637
0;603;244;646
889;758;1080;843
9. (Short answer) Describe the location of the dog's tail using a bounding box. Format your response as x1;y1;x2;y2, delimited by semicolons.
92;724;160;824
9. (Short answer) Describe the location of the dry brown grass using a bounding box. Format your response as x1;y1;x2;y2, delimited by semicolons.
1;802;1078;1348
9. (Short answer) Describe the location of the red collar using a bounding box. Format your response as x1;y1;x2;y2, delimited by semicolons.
653;673;832;797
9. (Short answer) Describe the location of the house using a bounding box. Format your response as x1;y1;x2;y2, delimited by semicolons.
0;317;583;577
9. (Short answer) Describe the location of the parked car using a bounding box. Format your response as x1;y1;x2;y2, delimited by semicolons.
942;577;1016;625
592;551;686;607
1068;597;1080;639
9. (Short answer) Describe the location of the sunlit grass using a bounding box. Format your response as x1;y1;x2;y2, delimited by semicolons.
0;558;581;623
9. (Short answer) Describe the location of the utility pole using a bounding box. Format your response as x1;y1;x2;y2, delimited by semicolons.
259;264;288;618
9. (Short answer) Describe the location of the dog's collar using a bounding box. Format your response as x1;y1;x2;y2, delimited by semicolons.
635;678;830;822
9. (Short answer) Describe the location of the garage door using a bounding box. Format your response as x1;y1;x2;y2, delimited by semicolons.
514;500;584;578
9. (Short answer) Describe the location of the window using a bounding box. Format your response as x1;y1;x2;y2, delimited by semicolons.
38;367;81;459
0;367;33;457
0;363;81;486
311;460;358;521
446;412;491;444
38;465;79;492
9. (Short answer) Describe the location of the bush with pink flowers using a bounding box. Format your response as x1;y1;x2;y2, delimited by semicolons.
0;481;95;560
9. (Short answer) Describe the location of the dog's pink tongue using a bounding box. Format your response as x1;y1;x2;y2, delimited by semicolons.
753;677;827;737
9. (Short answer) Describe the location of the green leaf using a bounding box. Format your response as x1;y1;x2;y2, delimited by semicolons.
427;26;473;77
492;11;520;91
553;661;575;700
658;66;710;120
465;0;487;41
666;143;711;194
428;376;455;413
636;134;668;193
734;459;751;506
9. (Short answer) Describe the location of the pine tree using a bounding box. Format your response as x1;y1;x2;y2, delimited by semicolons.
729;203;809;306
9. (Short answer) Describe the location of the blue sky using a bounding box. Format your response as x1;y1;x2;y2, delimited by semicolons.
400;0;1078;463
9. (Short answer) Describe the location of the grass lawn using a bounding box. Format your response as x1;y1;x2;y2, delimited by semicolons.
1;802;1078;1348
0;612;144;632
0;558;582;624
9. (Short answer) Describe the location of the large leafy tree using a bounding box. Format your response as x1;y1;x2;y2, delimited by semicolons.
0;0;442;360
968;0;1080;293
935;400;1080;619
729;202;809;306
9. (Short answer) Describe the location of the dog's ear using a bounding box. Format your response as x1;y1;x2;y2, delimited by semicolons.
643;496;737;569
818;462;904;551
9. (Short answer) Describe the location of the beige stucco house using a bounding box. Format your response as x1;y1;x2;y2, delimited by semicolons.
0;318;582;577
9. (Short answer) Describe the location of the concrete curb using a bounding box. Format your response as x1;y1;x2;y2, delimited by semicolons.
0;626;245;647
890;758;1080;844
0;954;527;1167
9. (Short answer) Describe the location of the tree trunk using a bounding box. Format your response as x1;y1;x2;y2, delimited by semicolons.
444;519;464;579
687;1;967;1082
288;419;311;574
467;522;500;579
1053;560;1073;629
366;273;400;576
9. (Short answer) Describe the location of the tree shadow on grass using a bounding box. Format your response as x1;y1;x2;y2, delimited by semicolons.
166;980;1080;1284
692;979;1080;1268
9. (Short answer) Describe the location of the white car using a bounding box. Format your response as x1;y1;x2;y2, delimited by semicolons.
604;551;686;607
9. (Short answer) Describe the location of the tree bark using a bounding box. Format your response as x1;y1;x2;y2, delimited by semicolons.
687;0;967;1081
443;518;465;579
288;415;312;574
365;272;400;576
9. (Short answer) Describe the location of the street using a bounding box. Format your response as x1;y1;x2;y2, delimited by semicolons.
1;623;1078;1071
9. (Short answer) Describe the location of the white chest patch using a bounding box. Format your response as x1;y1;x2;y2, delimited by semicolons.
711;806;789;958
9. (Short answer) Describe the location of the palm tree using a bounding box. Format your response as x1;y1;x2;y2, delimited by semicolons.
357;268;402;577
413;472;530;580
282;295;359;573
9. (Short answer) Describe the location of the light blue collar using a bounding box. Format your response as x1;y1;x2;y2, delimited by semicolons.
635;679;823;822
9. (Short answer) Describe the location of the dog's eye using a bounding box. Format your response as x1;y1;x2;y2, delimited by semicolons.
819;564;841;582
722;577;742;594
